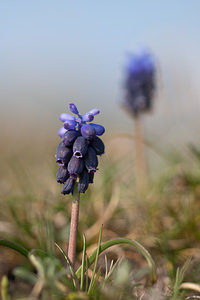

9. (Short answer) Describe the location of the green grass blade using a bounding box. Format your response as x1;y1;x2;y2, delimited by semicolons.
80;234;86;291
85;253;89;292
172;258;191;300
89;267;101;295
105;257;121;282
0;239;29;258
55;242;79;290
76;237;157;283
88;225;103;295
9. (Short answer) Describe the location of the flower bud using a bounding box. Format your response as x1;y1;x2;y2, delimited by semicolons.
64;119;77;130
68;155;84;176
78;169;89;193
73;136;88;158
88;108;100;116
89;123;105;136
82;113;94;122
56;142;73;166
69;103;79;115
58;126;67;138
91;137;105;155
62;177;76;195
62;130;80;147
60;113;76;122
81;124;96;141
84;146;98;172
57;166;69;183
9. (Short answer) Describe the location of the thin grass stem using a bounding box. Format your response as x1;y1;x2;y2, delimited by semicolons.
88;225;103;295
80;234;86;291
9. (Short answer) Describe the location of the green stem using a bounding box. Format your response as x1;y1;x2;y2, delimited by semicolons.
68;188;80;268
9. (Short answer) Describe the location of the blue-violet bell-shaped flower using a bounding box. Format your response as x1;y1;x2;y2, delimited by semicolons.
57;166;69;183
81;124;96;141
84;146;98;173
62;177;76;195
91;136;105;155
56;103;105;194
68;155;84;176
73;136;88;158
62;130;80;147
56;142;73;166
78;169;89;193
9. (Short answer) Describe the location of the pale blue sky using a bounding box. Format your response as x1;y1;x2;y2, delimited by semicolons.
1;0;200;141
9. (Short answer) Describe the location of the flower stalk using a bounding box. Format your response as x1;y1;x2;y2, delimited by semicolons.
134;115;148;192
68;186;80;267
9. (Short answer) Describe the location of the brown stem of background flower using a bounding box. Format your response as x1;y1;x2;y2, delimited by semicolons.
68;188;80;268
134;115;148;192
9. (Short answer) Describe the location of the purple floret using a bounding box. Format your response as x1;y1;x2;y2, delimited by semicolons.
62;177;76;195
69;103;79;115
64;119;77;130
82;113;94;123
60;113;76;122
81;124;96;141
89;123;105;136
88;108;100;116
73;136;88;158
58;126;67;138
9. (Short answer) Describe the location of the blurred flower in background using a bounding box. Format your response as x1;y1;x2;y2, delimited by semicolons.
121;48;157;192
123;48;156;116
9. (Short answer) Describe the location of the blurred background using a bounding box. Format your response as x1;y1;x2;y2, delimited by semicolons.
1;0;200;185
1;1;200;297
1;0;200;143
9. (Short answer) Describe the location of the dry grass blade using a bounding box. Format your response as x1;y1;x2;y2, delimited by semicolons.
180;282;200;293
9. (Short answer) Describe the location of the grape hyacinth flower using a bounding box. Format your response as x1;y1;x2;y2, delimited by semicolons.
123;48;156;116
56;103;105;195
56;103;105;267
122;48;157;192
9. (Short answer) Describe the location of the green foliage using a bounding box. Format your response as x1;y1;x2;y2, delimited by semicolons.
2;143;200;298
0;226;156;299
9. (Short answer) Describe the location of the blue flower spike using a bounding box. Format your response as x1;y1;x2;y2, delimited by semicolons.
56;103;105;194
123;48;156;116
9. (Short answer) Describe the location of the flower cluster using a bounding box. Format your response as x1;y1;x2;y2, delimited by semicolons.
123;48;156;116
56;103;105;195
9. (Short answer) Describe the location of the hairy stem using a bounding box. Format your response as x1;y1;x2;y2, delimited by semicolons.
68;188;80;268
134;115;148;192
